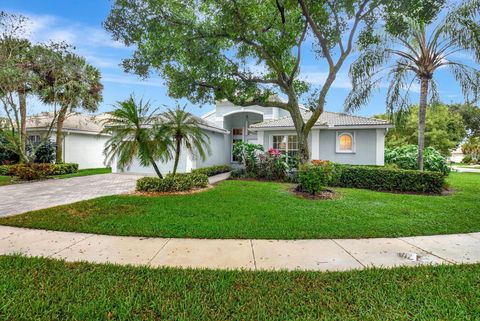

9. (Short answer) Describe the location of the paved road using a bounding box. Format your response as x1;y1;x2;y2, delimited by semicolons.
1;226;479;271
0;174;142;217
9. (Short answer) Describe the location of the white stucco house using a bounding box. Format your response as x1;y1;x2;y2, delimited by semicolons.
115;101;392;174
26;113;110;169
25;101;392;173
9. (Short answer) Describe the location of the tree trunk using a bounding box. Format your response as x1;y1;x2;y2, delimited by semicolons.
172;137;182;175
149;157;163;179
56;107;68;164
19;91;27;164
417;77;429;171
290;109;310;163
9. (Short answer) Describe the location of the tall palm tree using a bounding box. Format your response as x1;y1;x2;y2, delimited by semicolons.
345;0;480;170
102;97;171;178
159;107;210;175
38;50;103;163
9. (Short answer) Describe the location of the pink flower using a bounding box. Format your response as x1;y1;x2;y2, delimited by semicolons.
268;148;282;156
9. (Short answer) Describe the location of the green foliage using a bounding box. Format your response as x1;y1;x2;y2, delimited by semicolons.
448;103;480;138
385;145;450;175
0;133;18;164
331;164;446;194
50;163;79;175
27;139;55;164
0;162;78;180
159;107;210;175
0;164;12;175
136;173;208;193
232;141;263;172
101;96;172;179
462;136;480;162
192;165;231;177
298;160;334;195
255;149;290;181
377;105;466;155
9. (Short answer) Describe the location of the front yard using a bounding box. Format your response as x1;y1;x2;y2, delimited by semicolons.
1;255;479;320
1;172;479;239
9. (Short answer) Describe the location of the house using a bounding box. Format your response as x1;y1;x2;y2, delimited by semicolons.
25;101;392;174
115;101;392;175
26;112;110;169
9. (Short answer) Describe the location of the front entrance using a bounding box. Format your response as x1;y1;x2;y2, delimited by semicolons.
231;128;244;162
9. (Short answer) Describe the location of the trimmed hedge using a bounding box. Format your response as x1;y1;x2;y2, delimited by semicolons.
192;165;231;177
330;164;446;194
136;173;209;193
0;163;79;180
298;161;334;195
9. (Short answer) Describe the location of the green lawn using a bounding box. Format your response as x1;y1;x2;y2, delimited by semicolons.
0;256;479;320
1;172;479;239
0;175;13;186
54;167;112;179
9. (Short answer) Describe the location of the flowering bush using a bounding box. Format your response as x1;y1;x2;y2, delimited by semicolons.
298;160;334;195
256;148;289;180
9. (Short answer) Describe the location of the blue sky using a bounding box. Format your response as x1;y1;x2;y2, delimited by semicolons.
2;0;471;117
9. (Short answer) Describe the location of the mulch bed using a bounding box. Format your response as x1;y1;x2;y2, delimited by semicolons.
289;187;340;200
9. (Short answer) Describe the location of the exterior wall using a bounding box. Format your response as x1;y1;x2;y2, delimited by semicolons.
318;129;382;165
211;101;277;127
63;133;109;169
257;128;385;165
194;130;230;168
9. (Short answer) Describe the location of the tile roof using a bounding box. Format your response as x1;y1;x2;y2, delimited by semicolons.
250;111;391;129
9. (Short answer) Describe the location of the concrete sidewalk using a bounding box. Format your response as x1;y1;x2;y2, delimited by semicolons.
1;226;479;271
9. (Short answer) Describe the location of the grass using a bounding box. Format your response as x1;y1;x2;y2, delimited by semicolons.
0;255;479;320
1;172;479;239
54;167;112;179
0;175;13;186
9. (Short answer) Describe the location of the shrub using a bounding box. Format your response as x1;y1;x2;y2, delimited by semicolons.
232;141;263;172
192;165;231;177
256;148;289;181
32;139;56;163
136;173;209;192
9;163;54;181
330;164;445;194
298;160;334;195
0;165;12;176
385;145;450;175
462;155;474;164
50;163;79;175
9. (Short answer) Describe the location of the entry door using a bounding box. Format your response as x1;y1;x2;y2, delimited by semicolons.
231;128;244;162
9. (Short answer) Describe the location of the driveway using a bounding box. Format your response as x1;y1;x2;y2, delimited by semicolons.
0;174;141;217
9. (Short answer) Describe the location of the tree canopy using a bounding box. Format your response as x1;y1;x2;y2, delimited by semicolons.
376;104;466;155
104;0;442;162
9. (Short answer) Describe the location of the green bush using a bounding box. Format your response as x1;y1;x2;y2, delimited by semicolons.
136;173;209;192
0;165;12;176
330;164;445;194
192;165;231;177
50;163;79;175
385;145;450;175
298;160;334;195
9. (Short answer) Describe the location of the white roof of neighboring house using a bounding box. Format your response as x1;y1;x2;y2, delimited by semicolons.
250;110;392;129
26;112;228;135
26;112;109;134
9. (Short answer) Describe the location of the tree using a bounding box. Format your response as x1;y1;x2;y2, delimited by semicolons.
376;104;466;155
159;107;210;175
462;136;480;161
39;51;103;163
448;103;480;138
104;0;430;163
102;97;172;178
346;0;480;170
0;13;61;163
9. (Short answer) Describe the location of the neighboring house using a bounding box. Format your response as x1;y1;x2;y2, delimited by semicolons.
116;100;392;175
449;146;465;163
26;112;110;169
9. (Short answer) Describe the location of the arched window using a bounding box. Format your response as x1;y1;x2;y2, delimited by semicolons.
336;132;355;153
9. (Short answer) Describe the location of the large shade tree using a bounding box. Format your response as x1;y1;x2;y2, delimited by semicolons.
104;0;435;163
160;107;210;175
102;97;172;178
345;0;480;170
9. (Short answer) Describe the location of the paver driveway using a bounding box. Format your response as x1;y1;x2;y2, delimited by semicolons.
0;174;141;217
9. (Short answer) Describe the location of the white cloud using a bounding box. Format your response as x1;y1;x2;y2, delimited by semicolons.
300;71;353;89
102;74;164;88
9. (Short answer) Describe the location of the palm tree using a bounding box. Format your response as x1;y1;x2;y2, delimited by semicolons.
159;107;210;175
345;0;480;170
38;51;103;163
102;97;171;178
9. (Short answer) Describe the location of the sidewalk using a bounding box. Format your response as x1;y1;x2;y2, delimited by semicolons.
1;226;479;271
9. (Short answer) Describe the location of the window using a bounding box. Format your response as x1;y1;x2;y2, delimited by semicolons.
273;135;298;159
232;128;243;136
28;135;41;146
336;132;355;153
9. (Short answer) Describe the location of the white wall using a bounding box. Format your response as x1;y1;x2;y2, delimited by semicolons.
64;133;109;169
194;130;230;168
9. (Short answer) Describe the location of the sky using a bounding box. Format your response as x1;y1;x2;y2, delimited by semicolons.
1;0;473;117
